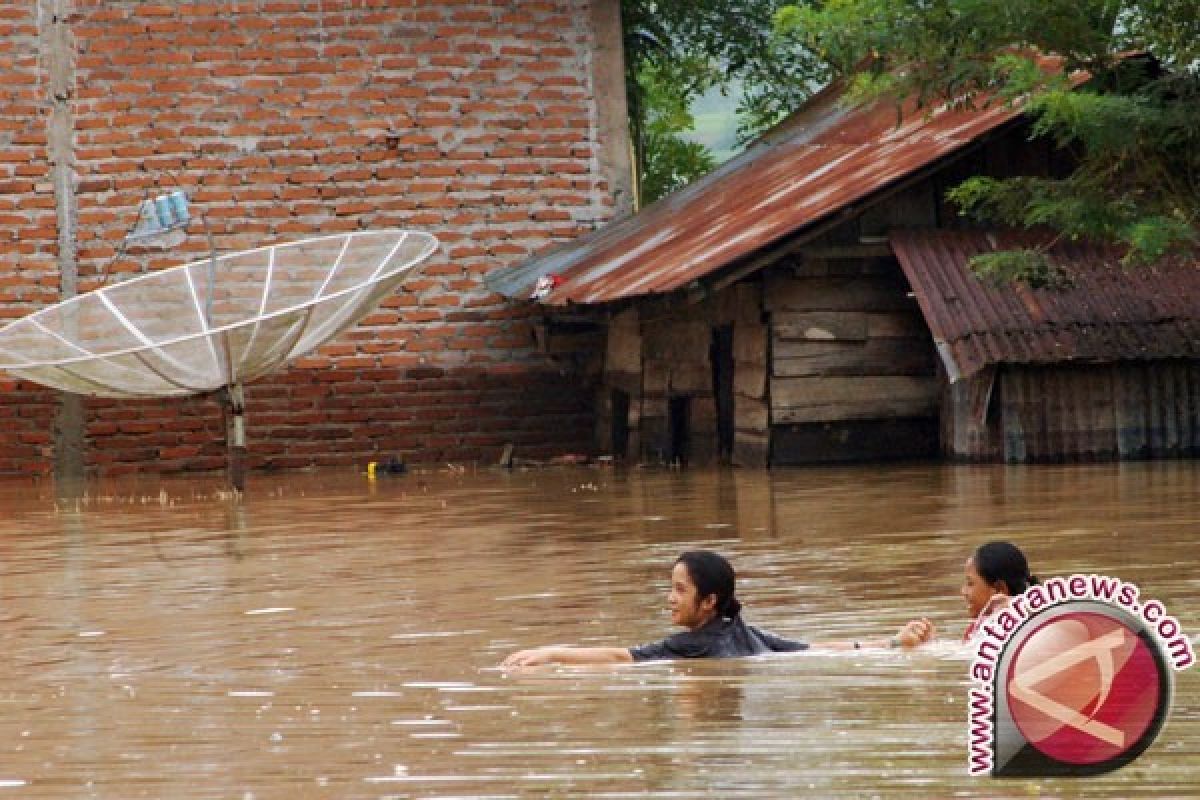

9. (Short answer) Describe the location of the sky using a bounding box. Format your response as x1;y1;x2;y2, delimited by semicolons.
682;80;744;164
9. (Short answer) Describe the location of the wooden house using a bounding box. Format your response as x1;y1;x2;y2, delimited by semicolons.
487;79;1200;466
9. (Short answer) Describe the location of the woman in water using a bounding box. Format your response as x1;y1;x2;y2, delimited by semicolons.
962;540;1037;641
502;550;935;667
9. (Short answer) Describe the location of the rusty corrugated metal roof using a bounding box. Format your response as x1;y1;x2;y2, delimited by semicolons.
891;229;1200;380
486;81;1037;306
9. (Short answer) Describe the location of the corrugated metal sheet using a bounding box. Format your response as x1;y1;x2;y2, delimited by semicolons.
994;362;1200;462
891;229;1200;380
486;81;1035;305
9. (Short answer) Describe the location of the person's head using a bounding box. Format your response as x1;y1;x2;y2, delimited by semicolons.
962;541;1035;618
670;550;742;629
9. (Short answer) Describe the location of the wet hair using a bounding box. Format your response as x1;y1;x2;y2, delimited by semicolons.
676;550;742;618
973;541;1037;596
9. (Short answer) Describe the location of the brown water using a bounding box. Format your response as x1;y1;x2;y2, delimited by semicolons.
0;463;1197;798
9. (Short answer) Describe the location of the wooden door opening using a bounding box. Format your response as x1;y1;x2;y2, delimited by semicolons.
711;324;734;463
610;388;630;460
668;395;690;467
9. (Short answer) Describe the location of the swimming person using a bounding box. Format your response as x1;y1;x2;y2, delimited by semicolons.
502;550;935;667
962;540;1037;641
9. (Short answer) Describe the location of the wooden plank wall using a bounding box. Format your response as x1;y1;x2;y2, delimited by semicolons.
638;310;712;464
730;283;769;467
765;256;940;463
645;313;715;464
598;308;641;460
1112;360;1200;459
941;366;1002;461
597;282;765;466
992;361;1200;462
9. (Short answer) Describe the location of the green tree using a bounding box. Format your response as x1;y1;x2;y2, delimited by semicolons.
622;0;819;206
635;61;719;203
777;0;1200;280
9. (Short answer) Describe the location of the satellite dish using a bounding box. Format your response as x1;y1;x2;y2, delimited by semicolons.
0;229;438;488
0;229;437;396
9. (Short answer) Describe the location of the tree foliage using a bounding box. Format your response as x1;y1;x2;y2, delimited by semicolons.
776;0;1200;277
622;0;819;206
634;62;719;203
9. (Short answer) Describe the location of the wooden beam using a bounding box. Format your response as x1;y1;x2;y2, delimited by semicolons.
798;244;894;260
764;275;916;313
773;311;868;341
735;395;769;430
774;310;929;340
735;363;767;399
605;308;641;375
733;430;770;467
770;375;939;423
772;338;937;377
733;322;768;363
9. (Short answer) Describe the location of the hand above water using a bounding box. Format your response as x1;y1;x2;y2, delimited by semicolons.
502;645;633;668
502;647;557;668
894;617;936;647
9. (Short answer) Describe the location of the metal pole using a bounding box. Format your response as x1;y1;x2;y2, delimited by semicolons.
42;0;86;484
223;382;247;492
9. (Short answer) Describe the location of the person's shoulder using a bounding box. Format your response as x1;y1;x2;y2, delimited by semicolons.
661;627;717;658
630;624;725;662
744;621;809;652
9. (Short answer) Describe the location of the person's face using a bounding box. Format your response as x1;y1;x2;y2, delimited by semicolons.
962;557;1005;619
669;562;717;629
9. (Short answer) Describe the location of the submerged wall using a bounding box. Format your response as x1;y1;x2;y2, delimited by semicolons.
0;0;629;477
763;259;939;465
946;361;1200;463
597;282;766;468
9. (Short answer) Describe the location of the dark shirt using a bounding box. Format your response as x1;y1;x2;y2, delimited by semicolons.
628;615;809;662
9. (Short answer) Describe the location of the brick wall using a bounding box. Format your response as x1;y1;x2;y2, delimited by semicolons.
0;2;59;476
0;0;619;477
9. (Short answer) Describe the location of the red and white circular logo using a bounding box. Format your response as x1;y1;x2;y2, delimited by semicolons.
1004;608;1168;771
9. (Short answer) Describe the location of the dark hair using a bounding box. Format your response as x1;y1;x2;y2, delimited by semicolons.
973;541;1037;596
676;550;742;618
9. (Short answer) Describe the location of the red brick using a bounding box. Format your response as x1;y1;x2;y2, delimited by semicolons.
0;0;611;478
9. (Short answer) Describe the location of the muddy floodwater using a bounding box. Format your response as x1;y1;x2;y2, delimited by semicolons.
0;462;1197;798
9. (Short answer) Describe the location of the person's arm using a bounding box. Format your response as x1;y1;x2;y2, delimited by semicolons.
755;627;810;652
502;645;634;668
810;617;936;651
